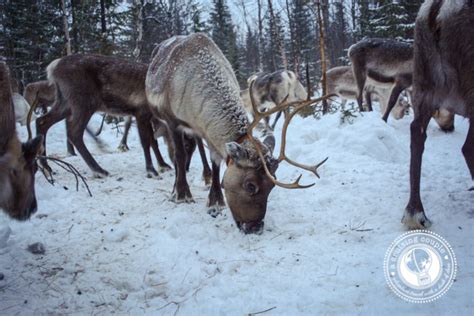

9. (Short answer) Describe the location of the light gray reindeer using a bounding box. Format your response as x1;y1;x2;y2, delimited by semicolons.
403;0;473;229
326;66;409;120
240;70;307;129
0;62;43;220
348;38;413;121
146;33;327;234
36;54;171;178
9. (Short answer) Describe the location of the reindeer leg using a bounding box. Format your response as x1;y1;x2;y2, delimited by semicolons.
150;138;172;172
352;59;367;112
67;113;109;178
207;161;225;217
364;90;373;112
118;116;132;152
197;137;212;186
85;125;106;151
271;111;283;129
135;116;159;178
65;120;76;156
170;129;193;203
36;104;69;174
183;134;196;172
462;119;474;190
382;83;406;122
403;107;432;229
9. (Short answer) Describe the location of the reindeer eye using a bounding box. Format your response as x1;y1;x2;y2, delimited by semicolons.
244;181;259;195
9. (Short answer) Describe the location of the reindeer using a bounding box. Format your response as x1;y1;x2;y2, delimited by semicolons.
24;80;53;115
24;79;103;156
36;54;171;178
326;66;410;120
146;34;327;234
403;0;473;229
0;62;43;220
240;70;307;129
348;38;414;122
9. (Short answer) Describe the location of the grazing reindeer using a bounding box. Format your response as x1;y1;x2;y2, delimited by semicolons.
36;54;171;178
240;70;307;129
326;66;410;120
0;62;43;220
348;38;413;121
403;0;474;228
146;34;327;234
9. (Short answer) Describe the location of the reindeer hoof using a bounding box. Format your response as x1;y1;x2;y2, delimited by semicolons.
203;175;212;187
159;164;172;172
401;209;432;229
146;168;160;179
170;193;194;204
207;206;224;218
92;170;109;178
117;144;129;152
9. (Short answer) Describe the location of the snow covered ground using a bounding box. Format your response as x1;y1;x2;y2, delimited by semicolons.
1;106;472;315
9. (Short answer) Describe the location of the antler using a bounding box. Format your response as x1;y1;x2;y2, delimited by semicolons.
246;79;333;189
26;91;40;140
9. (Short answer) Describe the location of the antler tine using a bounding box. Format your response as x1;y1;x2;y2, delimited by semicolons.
26;95;39;140
278;94;333;178
247;134;316;189
247;77;335;188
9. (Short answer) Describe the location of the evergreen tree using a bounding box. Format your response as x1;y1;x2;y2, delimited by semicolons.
1;0;63;83
209;0;240;83
289;0;314;78
371;0;411;41
263;9;286;72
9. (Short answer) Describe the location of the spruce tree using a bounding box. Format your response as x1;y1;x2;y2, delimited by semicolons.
209;0;241;83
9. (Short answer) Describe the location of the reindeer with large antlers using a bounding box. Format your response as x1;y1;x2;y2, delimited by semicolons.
146;33;329;234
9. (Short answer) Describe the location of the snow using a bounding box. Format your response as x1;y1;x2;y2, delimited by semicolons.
1;105;473;314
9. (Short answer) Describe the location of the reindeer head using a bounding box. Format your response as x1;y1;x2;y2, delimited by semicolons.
222;81;329;234
0;136;43;221
0;62;43;220
223;138;278;234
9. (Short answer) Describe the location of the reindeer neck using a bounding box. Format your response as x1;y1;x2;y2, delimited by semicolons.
0;63;16;155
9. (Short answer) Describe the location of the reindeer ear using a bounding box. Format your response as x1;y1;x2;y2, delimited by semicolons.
23;136;44;161
225;142;248;163
267;157;279;175
263;135;275;154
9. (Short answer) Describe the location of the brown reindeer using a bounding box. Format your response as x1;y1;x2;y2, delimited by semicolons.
146;34;327;234
403;0;474;229
348;38;414;121
24;79;103;155
36;54;171;178
0;62;43;220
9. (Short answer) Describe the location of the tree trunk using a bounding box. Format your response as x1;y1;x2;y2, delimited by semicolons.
267;0;288;70
257;0;264;72
61;0;72;55
316;1;328;114
133;0;144;62
100;0;107;33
